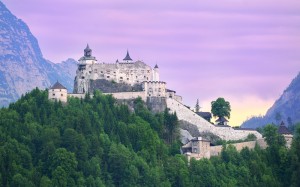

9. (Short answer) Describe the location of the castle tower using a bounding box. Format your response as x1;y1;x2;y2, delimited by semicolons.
74;44;97;94
79;44;97;65
153;64;159;81
123;50;133;62
48;81;68;102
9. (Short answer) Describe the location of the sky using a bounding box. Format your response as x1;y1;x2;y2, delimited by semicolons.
2;0;300;126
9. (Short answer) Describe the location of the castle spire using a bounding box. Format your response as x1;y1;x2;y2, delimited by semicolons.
84;43;92;57
123;50;132;61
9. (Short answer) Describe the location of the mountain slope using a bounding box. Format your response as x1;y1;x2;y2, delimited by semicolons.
241;72;300;128
0;2;76;106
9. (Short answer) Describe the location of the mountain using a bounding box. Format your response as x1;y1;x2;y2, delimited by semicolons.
0;2;76;107
241;72;300;128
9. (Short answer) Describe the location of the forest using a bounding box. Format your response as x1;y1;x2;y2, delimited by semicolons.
0;88;299;187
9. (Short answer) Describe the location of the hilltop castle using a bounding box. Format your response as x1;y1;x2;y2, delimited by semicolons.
58;44;183;102
49;45;293;160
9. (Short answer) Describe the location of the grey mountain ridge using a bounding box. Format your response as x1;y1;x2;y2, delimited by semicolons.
0;2;76;106
241;72;300;129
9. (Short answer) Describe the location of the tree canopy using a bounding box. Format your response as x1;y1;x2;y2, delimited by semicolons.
211;97;231;121
0;88;299;186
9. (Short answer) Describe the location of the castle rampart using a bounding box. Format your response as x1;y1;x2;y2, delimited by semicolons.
166;97;263;140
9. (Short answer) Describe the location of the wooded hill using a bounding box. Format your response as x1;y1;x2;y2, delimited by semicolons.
0;89;299;187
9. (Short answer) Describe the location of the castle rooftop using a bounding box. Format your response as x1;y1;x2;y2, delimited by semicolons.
278;121;292;135
123;50;133;61
50;81;67;90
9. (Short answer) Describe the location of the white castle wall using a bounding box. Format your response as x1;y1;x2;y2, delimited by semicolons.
68;93;86;99
166;98;262;141
48;89;68;102
106;92;147;101
187;139;267;160
68;92;147;101
74;60;158;94
143;81;166;97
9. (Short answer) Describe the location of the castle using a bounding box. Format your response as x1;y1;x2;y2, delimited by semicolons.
70;44;182;102
48;45;293;160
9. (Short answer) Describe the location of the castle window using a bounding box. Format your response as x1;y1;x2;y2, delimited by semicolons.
61;94;63;96
120;77;123;79
82;76;85;79
52;93;55;96
127;78;129;80
107;76;110;78
193;148;197;153
89;71;91;73
101;71;103;73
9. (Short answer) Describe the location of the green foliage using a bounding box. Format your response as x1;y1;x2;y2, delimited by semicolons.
211;97;231;119
0;88;300;186
215;133;257;145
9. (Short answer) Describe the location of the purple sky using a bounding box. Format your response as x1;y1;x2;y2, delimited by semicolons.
3;0;300;125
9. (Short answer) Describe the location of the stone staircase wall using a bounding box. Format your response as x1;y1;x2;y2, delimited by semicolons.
166;98;262;141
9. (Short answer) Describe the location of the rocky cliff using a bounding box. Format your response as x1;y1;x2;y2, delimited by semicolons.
0;2;76;106
241;72;300;128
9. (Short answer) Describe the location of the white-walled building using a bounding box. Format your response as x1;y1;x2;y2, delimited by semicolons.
48;81;68;103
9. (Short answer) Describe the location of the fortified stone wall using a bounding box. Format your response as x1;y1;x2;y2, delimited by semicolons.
107;92;147;101
146;97;167;113
210;142;254;157
166;98;262;140
89;61;154;85
68;93;86;99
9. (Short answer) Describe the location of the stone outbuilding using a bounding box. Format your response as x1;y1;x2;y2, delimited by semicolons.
278;121;293;148
48;81;68;103
181;137;211;160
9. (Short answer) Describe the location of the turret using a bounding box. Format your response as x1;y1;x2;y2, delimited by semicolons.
123;50;133;62
48;81;68;102
153;64;159;81
78;44;97;65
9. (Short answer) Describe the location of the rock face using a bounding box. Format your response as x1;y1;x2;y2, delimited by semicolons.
0;2;76;106
90;79;143;93
241;72;300;128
